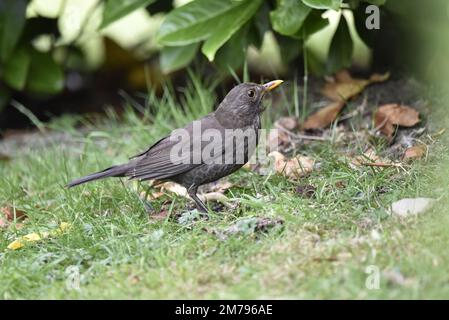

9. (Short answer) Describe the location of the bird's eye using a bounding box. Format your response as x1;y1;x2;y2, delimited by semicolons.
247;89;255;98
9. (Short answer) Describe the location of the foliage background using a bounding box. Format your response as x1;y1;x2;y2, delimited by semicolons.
4;0;447;126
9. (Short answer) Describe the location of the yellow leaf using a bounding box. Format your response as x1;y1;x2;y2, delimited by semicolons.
6;222;71;251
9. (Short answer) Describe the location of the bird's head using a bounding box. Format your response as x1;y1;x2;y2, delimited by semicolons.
215;80;283;127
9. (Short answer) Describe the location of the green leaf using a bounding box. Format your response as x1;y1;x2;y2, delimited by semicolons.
293;9;329;39
160;43;199;74
201;0;263;61
302;0;342;10
0;0;27;62
326;14;353;74
277;35;302;63
26;50;64;94
158;0;251;46
215;23;251;72
100;0;156;29
270;0;311;36
365;0;386;5
3;46;31;90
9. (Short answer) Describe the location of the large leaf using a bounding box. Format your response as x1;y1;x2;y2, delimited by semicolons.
3;46;31;90
215;23;251;71
277;35;301;63
158;0;248;46
270;0;311;36
201;0;263;61
0;0;27;62
100;0;156;29
302;0;342;10
160;43;199;74
326;14;353;74
26;50;64;94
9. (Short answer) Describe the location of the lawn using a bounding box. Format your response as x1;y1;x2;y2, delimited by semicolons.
1;75;448;299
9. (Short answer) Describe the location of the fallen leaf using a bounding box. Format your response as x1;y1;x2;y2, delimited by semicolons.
295;185;316;198
267;128;291;153
274;116;300;131
374;104;420;138
1;206;27;221
149;210;170;222
350;148;400;168
7;222;71;250
391;198;435;217
322;70;390;102
154;181;233;207
303;101;346;130
269;151;314;179
403;144;427;161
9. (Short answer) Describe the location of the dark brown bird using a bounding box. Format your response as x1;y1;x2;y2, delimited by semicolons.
67;80;283;212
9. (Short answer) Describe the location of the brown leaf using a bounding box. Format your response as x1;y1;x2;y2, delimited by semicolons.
322;71;390;102
269;151;314;179
302;101;345;130
375;104;420;138
1;207;27;221
274;116;300;131
403;144;427;161
295;185;316;198
350;148;399;168
267;128;291;153
149;210;170;222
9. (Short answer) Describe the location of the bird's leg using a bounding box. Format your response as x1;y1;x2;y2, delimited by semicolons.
187;185;208;213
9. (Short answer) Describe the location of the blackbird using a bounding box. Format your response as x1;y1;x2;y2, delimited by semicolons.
67;80;283;212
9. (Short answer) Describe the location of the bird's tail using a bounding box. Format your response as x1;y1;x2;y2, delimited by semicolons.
66;164;130;188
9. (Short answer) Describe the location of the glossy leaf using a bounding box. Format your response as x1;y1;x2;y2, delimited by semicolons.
100;0;156;29
158;0;247;46
0;0;27;62
326;14;353;74
302;0;342;10
3;46;31;90
201;0;263;61
26;50;64;94
215;24;250;71
160;43;199;74
270;0;311;36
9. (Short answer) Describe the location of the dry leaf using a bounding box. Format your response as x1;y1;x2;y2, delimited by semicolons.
391;198;435;217
274;116;300;131
295;185;316;198
150;210;170;222
269;151;314;179
1;206;27;221
322;70;390;102
267;128;291;152
154;181;232;207
403;144;427;161
302;101;345;130
350;148;399;168
7;222;71;250
375;104;420;138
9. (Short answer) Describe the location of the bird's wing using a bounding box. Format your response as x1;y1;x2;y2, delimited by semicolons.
127;114;222;181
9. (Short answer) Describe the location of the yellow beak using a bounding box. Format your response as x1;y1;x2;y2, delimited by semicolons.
263;80;284;91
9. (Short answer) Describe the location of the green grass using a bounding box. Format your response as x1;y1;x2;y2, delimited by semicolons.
1;76;449;299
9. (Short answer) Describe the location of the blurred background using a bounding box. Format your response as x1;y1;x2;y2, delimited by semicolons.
1;0;448;132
